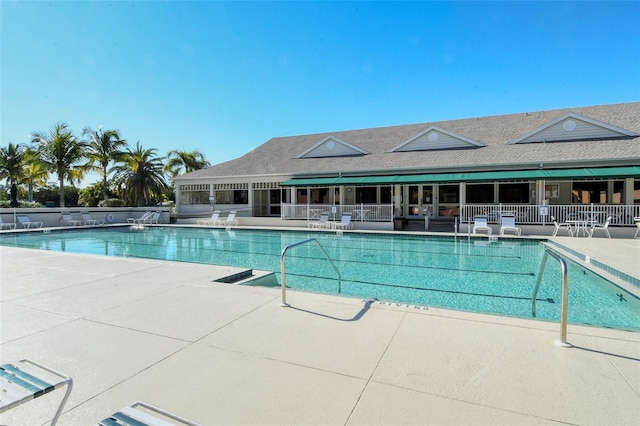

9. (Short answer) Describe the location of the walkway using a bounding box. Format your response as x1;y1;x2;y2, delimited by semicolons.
1;238;638;425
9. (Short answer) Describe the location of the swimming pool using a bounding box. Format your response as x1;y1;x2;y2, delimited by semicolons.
1;227;638;330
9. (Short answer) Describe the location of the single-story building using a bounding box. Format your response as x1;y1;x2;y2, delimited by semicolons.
174;102;640;231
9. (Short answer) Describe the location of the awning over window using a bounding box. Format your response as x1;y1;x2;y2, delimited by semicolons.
279;166;640;187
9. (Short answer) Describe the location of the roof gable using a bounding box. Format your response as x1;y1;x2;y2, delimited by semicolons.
297;136;369;158
509;112;638;144
388;126;485;152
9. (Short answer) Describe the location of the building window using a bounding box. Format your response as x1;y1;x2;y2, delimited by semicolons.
466;184;494;203
179;191;209;205
355;186;377;203
499;183;529;203
380;187;392;204
215;189;248;204
572;181;607;204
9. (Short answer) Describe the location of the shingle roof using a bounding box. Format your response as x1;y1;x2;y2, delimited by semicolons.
177;102;640;180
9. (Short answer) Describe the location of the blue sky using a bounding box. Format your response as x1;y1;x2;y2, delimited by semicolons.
2;1;639;185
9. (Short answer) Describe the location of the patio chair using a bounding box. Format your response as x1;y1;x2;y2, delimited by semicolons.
222;211;238;226
472;215;492;235
146;212;161;224
128;211;153;224
551;216;573;237
332;212;352;230
308;212;330;229
0;359;73;426
500;214;521;236
60;212;84;226
587;215;611;238
81;211;105;225
634;217;640;239
0;216;16;230
198;210;221;226
98;401;201;426
16;214;43;229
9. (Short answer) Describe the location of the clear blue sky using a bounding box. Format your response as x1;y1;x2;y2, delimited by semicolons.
2;1;639;185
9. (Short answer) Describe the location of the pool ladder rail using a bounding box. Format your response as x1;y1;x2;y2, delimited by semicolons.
280;238;341;307
533;249;571;348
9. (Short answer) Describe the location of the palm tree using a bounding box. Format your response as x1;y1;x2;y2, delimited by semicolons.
165;149;210;177
21;148;50;202
83;126;127;201
113;142;169;206
0;142;27;206
31;122;88;207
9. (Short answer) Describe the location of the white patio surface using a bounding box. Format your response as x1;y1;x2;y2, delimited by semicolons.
1;239;638;425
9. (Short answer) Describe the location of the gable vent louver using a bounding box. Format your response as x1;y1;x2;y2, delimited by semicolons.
297;136;369;158
388;126;485;152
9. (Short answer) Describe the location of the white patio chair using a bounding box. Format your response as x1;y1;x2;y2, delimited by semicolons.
634;217;640;239
128;211;153;224
60;212;84;226
97;400;201;426
198;210;221;226
82;211;105;225
332;212;352;230
500;214;521;236
223;211;238;226
551;216;573;237
0;359;73;426
0;216;16;230
472;215;492;235
588;215;611;238
17;214;43;228
308;212;330;229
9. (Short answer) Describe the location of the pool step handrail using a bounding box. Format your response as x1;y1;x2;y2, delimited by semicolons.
533;249;571;348
280;238;342;307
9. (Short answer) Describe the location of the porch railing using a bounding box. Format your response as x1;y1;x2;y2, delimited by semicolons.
281;203;394;222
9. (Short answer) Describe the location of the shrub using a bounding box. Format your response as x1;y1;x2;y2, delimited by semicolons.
98;198;126;207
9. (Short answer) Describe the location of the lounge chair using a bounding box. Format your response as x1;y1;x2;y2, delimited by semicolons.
60;212;84;226
551;216;573;237
500;214;521;236
332;212;352;230
634;217;640;239
81;211;105;225
128;211;153;224
16;214;43;228
222;211;238;226
198;210;221;226
588;215;611;238
472;215;492;235
98;401;201;426
146;212;161;224
0;216;16;230
0;359;73;426
308;212;330;229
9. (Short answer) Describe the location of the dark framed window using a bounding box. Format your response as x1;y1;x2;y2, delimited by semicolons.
498;183;529;203
466;184;494;203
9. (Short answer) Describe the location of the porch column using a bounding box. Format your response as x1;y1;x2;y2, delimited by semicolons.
624;178;634;204
248;183;254;217
394;185;402;218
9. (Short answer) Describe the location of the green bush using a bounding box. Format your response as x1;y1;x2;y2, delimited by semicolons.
0;200;43;208
98;198;126;207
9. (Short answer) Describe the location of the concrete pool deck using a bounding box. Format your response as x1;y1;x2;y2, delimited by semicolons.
1;235;638;425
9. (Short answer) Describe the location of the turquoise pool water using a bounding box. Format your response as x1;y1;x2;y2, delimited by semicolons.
1;227;638;330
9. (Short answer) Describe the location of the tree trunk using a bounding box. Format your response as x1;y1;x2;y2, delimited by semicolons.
59;177;66;207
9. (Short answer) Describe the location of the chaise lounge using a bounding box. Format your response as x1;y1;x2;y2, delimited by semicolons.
17;214;43;228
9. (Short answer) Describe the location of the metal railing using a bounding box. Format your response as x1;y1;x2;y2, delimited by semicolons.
533;249;571;348
280;238;341;307
281;203;394;222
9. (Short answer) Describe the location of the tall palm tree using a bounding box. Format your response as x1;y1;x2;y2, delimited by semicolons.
31;122;88;207
165;149;210;177
0;142;27;206
113;142;169;207
21;148;50;202
83;126;127;201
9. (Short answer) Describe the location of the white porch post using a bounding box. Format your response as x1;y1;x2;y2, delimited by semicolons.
248;183;254;217
394;185;402;218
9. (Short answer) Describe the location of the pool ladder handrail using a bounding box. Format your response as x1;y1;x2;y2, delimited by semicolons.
280;238;342;307
533;249;571;347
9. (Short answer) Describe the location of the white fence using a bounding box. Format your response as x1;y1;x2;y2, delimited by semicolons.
281;204;394;222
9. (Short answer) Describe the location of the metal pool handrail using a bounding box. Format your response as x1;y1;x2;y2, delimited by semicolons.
533;249;571;347
280;238;342;307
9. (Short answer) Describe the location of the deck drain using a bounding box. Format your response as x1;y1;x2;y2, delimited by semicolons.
214;269;253;284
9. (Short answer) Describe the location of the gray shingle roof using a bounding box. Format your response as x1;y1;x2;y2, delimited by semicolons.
177;102;640;180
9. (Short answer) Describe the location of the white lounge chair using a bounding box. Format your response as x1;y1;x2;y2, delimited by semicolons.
98;401;201;426
588;215;611;238
60;212;84;226
128;211;153;224
500;214;521;236
0;359;73;426
82;211;105;225
198;210;221;226
551;216;573;237
17;214;43;228
308;212;330;229
472;215;492;235
146;212;161;224
222;211;238;226
634;217;640;239
332;212;352;230
0;216;16;230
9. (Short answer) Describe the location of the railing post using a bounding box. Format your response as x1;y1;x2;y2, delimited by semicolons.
533;249;571;348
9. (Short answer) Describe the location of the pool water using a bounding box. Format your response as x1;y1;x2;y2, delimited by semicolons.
2;227;638;330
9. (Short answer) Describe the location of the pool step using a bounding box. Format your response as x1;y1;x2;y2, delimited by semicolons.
215;269;254;283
